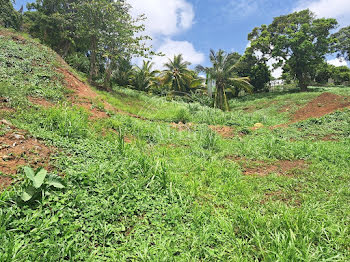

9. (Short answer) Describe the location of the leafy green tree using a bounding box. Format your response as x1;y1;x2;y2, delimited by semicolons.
331;66;350;85
236;51;271;92
130;61;160;91
24;0;77;57
161;54;194;94
248;10;338;91
314;62;332;85
249;63;271;92
333;26;350;61
197;49;253;111
0;0;21;30
75;0;150;86
111;58;133;87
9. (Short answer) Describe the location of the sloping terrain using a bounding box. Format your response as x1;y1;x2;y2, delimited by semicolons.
0;29;350;261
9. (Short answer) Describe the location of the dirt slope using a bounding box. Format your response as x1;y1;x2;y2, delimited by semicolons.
292;92;350;122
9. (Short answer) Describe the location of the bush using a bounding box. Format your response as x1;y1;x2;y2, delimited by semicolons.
66;53;90;74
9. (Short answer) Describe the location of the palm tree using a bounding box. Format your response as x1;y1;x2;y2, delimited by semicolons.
161;54;194;94
131;61;160;91
196;49;253;111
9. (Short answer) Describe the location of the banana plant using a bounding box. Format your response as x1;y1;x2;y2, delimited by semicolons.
21;167;65;202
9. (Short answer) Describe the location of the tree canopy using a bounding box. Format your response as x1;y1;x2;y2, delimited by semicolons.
0;0;21;30
248;9;338;91
333;26;350;61
197;49;253;111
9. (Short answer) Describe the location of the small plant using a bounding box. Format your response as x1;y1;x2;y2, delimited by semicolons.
20;167;65;202
173;107;190;123
117;126;125;155
200;128;218;150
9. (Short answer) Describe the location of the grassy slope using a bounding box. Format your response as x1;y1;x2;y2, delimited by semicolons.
0;29;350;261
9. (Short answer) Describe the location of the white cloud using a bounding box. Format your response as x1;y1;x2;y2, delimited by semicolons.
128;0;194;37
127;0;203;68
152;39;205;70
294;0;350;25
327;58;348;67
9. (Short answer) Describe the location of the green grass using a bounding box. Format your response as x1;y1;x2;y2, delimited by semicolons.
0;28;349;261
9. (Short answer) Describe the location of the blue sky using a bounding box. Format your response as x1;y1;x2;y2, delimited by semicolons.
14;0;350;73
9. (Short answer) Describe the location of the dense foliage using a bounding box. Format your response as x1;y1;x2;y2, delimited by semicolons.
197;50;253;111
0;0;21;30
333;26;350;61
248;10;338;91
23;0;151;88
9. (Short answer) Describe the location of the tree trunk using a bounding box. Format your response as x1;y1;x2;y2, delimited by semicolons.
89;36;97;83
215;84;229;111
297;71;309;92
104;58;112;90
61;40;71;58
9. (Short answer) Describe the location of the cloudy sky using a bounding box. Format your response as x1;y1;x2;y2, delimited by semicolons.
15;0;350;71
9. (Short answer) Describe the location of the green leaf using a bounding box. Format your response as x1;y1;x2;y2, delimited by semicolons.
33;169;47;189
24;166;35;182
46;174;65;189
21;186;35;202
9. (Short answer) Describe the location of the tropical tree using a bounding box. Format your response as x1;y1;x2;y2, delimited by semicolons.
161;54;194;94
333;26;350;61
131;60;160;91
196;49;253;111
25;0;77;57
1;0;21;30
248;10;338;91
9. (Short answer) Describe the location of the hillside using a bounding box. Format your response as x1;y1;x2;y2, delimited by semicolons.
1;29;350;261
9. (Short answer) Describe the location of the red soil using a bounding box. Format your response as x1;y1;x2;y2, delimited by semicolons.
271;93;350;129
0;120;54;178
0;175;12;191
209;125;235;138
228;156;307;177
292;93;350;122
28;96;54;108
170;122;194;131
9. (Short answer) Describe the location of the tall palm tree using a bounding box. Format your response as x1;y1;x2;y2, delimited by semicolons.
196;49;253;111
131;61;160;91
161;54;194;94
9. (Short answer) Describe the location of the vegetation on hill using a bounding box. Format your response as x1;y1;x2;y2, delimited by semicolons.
1;0;350;260
3;0;350;112
1;28;350;261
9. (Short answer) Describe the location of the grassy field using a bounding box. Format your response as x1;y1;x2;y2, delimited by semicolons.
1;29;350;261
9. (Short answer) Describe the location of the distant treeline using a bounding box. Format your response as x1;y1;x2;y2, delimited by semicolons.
2;0;350;110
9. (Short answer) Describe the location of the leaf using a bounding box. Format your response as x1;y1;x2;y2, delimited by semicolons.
23;166;35;182
46;174;65;189
21;186;35;202
33;169;47;189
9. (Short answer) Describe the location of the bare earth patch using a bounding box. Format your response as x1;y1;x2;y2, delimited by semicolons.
272;93;350;129
227;156;307;177
0;175;12;191
209;125;235;138
28;96;54;108
57;67;151;121
57;67;114;119
0;119;54;177
292;93;350;122
170;122;194;131
261;190;301;206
